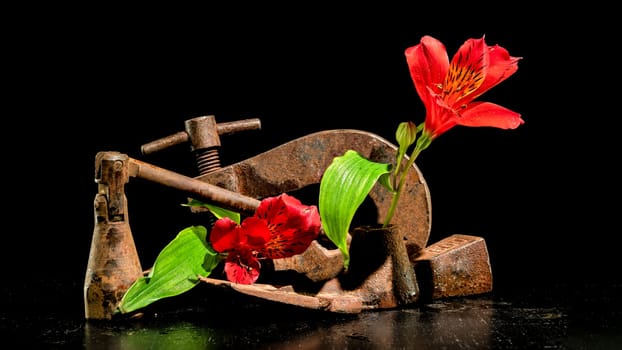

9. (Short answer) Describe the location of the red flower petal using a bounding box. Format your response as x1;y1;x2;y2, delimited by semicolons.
405;35;449;112
459;102;524;129
212;194;320;284
209;217;240;253
405;35;523;139
477;44;521;98
239;216;271;249
223;251;261;284
443;36;488;106
256;194;321;259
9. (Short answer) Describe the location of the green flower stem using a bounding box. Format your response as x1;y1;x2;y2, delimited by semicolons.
383;147;421;227
382;132;431;228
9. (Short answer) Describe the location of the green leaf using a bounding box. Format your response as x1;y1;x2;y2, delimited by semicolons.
117;225;220;314
183;199;241;224
318;150;391;269
377;172;394;192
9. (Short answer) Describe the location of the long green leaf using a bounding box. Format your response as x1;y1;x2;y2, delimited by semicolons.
183;199;241;224
318;150;391;269
117;225;219;313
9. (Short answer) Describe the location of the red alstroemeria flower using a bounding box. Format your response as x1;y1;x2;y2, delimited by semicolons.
405;35;524;141
255;192;321;259
222;250;261;286
210;216;269;284
209;193;321;284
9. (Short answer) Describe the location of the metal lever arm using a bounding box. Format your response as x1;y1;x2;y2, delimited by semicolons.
126;154;261;214
140;116;261;155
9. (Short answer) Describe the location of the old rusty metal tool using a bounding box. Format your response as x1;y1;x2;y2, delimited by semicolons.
201;232;492;313
141;115;261;176
84;151;264;320
413;234;493;301
142;114;262;224
194;129;432;253
84;152;143;320
192;129;492;312
85;125;493;318
85;115;262;320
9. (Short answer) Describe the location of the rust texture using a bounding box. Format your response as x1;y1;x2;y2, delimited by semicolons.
194;129;432;312
84;152;143;320
413;234;493;300
86;123;495;317
128;156;261;214
200;233;492;313
196;129;432;251
140;115;261;155
272;240;345;282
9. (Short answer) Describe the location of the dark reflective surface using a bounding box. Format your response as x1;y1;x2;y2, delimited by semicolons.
2;279;620;349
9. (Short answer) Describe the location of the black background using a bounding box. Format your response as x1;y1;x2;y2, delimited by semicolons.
5;6;618;315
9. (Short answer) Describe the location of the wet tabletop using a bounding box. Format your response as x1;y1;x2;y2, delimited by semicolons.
2;279;620;349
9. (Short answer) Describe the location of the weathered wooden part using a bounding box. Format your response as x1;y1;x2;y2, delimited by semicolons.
413;234;493;300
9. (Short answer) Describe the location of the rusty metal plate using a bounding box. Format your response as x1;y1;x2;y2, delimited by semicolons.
196;129;431;250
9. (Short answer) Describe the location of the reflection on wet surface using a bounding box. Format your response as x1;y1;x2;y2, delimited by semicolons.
3;281;621;349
